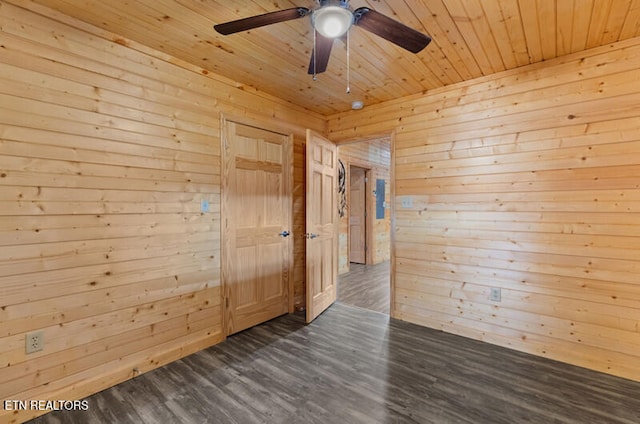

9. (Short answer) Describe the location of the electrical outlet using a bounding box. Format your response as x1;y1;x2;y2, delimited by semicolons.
25;331;44;354
489;287;502;302
401;197;413;208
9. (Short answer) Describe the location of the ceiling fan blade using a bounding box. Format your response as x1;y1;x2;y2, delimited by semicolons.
353;8;431;54
214;7;310;35
308;32;335;74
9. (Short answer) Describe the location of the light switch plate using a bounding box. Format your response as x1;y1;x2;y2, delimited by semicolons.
200;199;210;213
401;197;413;208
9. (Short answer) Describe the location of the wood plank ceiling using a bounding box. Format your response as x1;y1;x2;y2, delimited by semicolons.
24;0;640;115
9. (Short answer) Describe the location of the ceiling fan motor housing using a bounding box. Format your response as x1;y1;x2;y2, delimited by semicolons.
318;0;350;8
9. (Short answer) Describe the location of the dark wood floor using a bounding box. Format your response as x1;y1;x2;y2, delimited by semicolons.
338;261;390;314
30;302;640;424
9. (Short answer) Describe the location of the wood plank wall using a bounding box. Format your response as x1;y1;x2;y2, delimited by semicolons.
0;2;324;422
337;139;391;273
328;37;640;382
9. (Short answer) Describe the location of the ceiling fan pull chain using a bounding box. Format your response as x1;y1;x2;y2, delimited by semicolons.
346;29;351;93
312;29;318;81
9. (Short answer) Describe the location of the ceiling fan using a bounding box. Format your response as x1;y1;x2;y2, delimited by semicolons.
214;0;432;76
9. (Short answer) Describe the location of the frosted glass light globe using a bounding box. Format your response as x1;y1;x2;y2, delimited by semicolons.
313;6;353;38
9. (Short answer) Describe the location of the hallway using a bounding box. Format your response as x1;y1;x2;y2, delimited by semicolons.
338;261;390;314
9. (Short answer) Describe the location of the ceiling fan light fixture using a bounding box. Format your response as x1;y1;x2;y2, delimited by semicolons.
312;6;353;38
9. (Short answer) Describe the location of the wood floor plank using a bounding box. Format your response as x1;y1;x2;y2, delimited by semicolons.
338;261;390;315
28;302;640;424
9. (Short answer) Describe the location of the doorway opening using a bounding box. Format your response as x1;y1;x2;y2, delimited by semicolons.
348;165;369;265
336;136;392;315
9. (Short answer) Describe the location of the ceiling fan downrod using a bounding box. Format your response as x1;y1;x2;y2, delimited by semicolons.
317;0;350;8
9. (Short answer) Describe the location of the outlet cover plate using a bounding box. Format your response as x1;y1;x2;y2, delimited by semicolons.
26;331;44;354
489;287;502;302
401;197;413;208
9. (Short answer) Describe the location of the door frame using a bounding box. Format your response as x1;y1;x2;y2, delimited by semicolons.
220;113;295;336
334;131;396;316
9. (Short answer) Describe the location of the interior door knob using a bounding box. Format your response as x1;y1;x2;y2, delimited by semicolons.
279;230;291;237
305;233;318;239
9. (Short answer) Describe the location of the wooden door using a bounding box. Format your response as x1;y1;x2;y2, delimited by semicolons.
223;121;292;335
349;166;366;264
305;130;338;323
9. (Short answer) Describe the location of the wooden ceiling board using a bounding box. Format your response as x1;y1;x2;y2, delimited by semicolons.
556;0;575;56
570;0;594;52
480;0;518;70
16;0;640;115
498;0;531;67
620;0;640;40
602;0;633;44
417;0;481;80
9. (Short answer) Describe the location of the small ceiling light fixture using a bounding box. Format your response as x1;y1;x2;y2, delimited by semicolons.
312;0;353;38
351;100;364;110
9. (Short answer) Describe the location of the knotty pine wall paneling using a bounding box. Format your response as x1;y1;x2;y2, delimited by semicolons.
337;138;391;274
328;37;640;382
0;2;324;422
